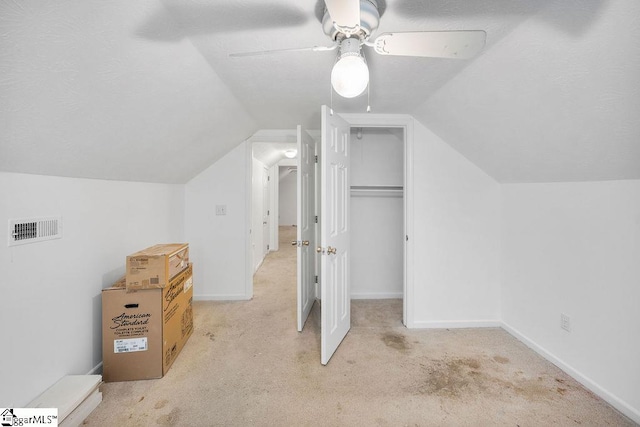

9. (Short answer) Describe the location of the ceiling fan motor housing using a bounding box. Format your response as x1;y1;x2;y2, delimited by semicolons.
322;0;380;41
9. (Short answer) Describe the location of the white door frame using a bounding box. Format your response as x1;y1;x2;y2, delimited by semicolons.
268;163;279;252
339;114;415;328
262;165;270;255
244;141;254;299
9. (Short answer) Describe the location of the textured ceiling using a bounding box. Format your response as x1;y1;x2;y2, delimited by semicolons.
1;0;639;183
157;0;549;129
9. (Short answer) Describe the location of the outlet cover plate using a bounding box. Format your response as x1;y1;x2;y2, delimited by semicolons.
561;313;571;332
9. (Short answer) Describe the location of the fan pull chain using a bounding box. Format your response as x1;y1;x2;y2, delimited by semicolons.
330;81;334;116
367;83;371;113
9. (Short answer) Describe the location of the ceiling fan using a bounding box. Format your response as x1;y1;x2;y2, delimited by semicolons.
230;0;486;99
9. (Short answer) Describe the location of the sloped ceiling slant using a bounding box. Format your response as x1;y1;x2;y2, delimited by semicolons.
0;0;258;184
412;0;640;182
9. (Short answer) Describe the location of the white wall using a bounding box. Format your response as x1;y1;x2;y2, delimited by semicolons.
501;180;640;422
185;143;250;300
411;121;502;327
0;172;184;407
350;128;404;187
278;168;297;226
351;195;404;298
251;157;267;272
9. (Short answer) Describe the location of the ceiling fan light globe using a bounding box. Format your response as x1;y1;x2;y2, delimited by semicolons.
331;55;369;98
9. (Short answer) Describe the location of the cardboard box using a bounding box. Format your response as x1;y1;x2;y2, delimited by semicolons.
102;264;194;382
126;243;189;290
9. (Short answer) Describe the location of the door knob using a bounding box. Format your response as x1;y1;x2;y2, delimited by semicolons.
291;241;298;246
316;247;323;253
327;246;337;255
302;240;310;246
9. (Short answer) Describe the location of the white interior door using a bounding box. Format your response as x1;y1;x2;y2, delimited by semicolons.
262;167;270;254
320;106;351;365
297;125;316;332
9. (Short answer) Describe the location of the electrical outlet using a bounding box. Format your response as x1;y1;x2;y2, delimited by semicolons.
560;313;571;332
215;205;227;216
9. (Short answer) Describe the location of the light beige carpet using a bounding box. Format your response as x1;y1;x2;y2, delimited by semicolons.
85;226;635;426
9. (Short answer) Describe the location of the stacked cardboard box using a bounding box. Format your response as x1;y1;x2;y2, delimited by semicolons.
125;243;189;291
102;244;193;382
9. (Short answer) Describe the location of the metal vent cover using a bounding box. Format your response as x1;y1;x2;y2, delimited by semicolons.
8;216;62;246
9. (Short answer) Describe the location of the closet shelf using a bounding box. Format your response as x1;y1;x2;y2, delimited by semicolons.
350;185;403;198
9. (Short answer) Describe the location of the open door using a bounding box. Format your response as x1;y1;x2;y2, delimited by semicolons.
320;106;351;365
296;125;316;332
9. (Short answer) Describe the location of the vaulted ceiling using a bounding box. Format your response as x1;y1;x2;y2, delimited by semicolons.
1;0;638;183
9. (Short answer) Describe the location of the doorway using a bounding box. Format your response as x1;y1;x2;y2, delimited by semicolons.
309;110;415;364
249;139;299;290
339;113;415;328
350;127;404;303
247;114;415;364
278;165;297;228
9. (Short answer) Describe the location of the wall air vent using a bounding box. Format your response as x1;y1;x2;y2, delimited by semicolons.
9;216;62;246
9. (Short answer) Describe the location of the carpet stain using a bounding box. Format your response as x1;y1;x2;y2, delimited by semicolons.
493;355;510;364
154;399;168;409
414;356;562;402
296;351;314;364
381;332;410;352
138;396;145;402
512;379;554;401
416;358;480;397
205;332;215;341
156;408;180;425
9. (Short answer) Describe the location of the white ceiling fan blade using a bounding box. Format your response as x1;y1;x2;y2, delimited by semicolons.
372;31;486;59
230;45;337;58
324;0;361;35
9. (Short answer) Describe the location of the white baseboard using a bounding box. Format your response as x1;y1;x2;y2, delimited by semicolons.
193;294;251;301
411;319;502;329
501;321;640;425
86;362;102;376
350;292;403;300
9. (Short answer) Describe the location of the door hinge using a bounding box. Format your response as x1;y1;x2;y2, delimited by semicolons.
267;210;270;216
406;235;409;242
267;244;270;250
315;215;318;223
315;275;318;284
268;176;270;181
314;155;318;163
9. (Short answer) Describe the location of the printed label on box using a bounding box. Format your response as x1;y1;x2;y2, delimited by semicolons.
184;277;193;292
114;337;148;353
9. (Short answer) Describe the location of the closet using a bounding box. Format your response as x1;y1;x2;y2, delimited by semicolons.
349;127;404;299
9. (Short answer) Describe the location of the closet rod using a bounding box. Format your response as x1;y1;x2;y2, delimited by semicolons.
350;185;403;198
